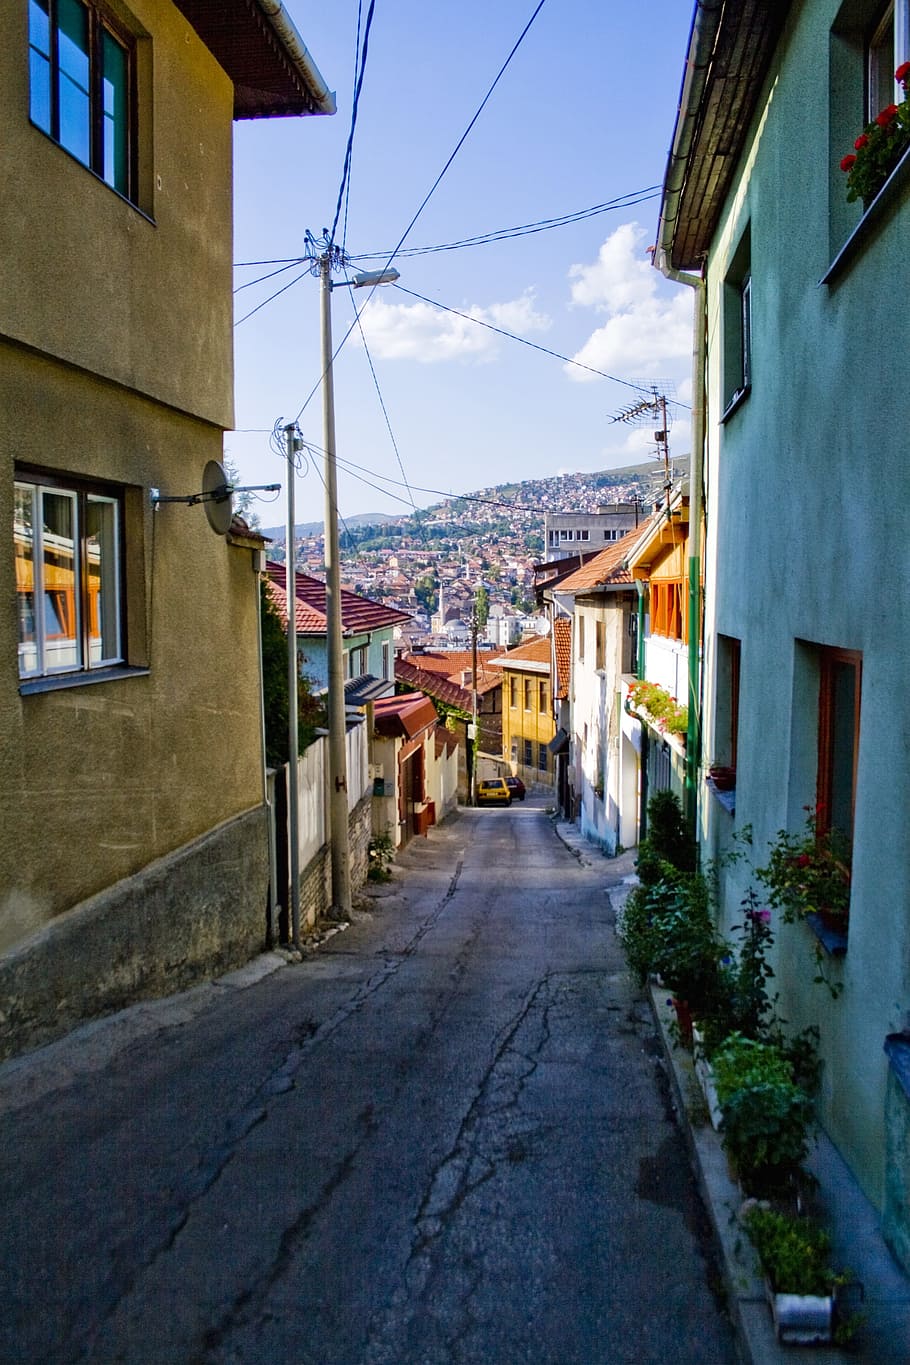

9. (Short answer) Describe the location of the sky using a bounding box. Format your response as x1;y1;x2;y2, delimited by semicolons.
228;0;697;524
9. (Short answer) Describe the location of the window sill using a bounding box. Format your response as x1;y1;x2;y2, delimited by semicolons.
822;142;910;286
884;1034;910;1102
706;777;736;815
805;911;848;957
720;384;751;423
19;664;150;696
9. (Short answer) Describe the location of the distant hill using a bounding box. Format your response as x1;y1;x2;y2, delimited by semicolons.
260;461;671;541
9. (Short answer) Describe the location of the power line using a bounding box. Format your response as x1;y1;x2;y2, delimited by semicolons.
341;270;417;509
330;0;376;249
232;185;661;272
389;283;691;406
351;188;661;260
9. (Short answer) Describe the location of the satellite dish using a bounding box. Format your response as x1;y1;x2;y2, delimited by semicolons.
202;460;233;536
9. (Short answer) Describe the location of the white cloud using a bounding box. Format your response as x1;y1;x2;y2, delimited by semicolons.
353;289;550;364
565;222;693;384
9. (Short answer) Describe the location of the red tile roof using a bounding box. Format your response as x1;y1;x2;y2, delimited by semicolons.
496;635;551;666
554;520;656;592
266;561;411;635
373;692;439;739
553;617;571;700
400;650;502;697
396;660;472;712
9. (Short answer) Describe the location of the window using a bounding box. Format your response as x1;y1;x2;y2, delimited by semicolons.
345;644;367;679
828;1;910;257
868;3;899;117
595;620;607;671
538;679;549;713
509;676;518;709
578;529;589;542
15;472;123;679
381;640;392;681
817;648;862;845
722;225;752;416
715;634;741;772
537;743;548;772
29;0;136;201
523;739;533;768
651;581;687;642
578;617;585;661
524;678;533;711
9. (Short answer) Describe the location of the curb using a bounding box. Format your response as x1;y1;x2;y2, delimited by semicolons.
648;985;900;1364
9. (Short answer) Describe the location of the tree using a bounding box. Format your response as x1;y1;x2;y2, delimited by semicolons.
474;585;489;632
260;580;323;765
414;573;438;615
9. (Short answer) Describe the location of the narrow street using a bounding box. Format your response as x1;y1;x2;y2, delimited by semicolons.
0;805;737;1364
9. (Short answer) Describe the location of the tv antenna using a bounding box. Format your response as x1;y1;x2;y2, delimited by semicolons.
151;460;280;536
611;381;677;508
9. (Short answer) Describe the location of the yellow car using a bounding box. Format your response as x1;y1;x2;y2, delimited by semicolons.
477;778;512;807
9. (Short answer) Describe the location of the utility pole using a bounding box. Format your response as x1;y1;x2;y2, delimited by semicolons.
285;423;301;948
319;251;352;921
470;606;479;806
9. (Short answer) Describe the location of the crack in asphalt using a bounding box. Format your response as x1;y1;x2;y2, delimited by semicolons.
359;973;555;1363
64;858;469;1363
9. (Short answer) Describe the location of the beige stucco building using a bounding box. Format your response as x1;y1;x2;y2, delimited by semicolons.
0;0;332;1056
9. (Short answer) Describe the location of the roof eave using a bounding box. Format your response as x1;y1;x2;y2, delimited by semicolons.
655;0;790;273
173;0;336;120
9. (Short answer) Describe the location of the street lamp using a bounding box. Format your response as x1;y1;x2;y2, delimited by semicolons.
317;246;399;920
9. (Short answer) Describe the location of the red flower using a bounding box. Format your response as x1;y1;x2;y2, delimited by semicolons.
796;853;812;868
876;103;899;126
840;153;857;171
896;61;910;83
854;133;869;150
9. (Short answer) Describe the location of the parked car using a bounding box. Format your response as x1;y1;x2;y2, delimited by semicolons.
504;776;526;801
477;778;512;806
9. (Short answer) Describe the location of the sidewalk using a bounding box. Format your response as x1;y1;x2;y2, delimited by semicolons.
603;874;910;1364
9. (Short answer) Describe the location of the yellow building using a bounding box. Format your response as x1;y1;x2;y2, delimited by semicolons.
0;0;333;1056
497;636;556;790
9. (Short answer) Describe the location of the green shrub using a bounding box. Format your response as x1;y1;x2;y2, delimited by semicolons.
713;1034;814;1191
743;1206;844;1296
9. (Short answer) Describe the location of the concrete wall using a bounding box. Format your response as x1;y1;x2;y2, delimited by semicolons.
0;805;268;1060
696;0;910;1242
0;0;234;424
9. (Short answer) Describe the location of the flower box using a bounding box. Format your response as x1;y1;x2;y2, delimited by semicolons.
767;1284;833;1345
692;1028;723;1130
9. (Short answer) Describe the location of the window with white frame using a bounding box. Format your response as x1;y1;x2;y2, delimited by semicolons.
15;472;123;679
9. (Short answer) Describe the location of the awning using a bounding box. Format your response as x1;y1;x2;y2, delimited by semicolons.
547;728;570;756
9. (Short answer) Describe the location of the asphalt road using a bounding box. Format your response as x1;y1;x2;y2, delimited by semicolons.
0;804;738;1364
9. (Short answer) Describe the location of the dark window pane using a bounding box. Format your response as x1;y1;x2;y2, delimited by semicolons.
101;28;128;192
830;661;857;841
29;0;52;132
57;0;91;167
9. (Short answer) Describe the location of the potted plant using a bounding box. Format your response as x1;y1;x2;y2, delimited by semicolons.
712;1033;815;1195
840;62;910;208
756;806;851;933
626;679;688;739
742;1204;852;1344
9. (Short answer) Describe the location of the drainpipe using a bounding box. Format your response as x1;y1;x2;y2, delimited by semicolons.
653;0;718;836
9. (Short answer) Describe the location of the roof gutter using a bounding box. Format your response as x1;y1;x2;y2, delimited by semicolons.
654;0;723;281
254;0;337;114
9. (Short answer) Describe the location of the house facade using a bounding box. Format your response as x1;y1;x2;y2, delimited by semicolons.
265;563;409;695
1;0;332;1056
496;636;555;791
658;0;910;1270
